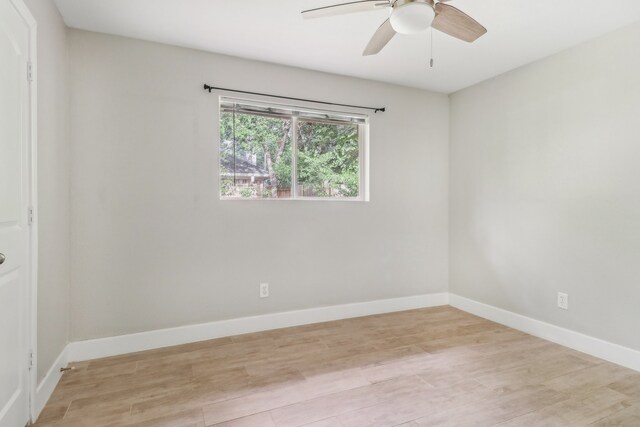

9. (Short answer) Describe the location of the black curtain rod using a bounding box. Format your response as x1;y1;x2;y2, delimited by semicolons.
203;84;385;114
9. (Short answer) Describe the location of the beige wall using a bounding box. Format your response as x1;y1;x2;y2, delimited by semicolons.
450;22;640;350
24;0;71;382
67;30;450;341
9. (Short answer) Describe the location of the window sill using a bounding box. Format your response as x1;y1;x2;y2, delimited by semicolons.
220;196;367;202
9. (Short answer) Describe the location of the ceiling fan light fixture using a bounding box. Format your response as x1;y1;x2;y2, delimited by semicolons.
389;0;435;35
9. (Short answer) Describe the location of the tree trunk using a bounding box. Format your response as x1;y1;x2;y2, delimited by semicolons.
263;121;291;198
264;149;278;197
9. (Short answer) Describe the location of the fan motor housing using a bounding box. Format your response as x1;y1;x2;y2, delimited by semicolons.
390;0;436;35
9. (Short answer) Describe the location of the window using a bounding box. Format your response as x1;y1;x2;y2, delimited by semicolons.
219;98;367;200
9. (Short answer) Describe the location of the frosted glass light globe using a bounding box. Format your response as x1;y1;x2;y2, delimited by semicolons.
390;1;435;35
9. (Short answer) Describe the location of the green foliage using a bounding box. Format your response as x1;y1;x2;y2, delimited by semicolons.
240;187;254;198
220;112;290;176
220;177;234;196
297;120;359;197
220;111;359;198
274;143;292;188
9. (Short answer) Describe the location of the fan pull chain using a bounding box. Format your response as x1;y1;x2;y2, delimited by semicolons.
430;27;435;68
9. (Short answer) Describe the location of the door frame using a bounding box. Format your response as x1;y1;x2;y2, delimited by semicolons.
8;0;38;422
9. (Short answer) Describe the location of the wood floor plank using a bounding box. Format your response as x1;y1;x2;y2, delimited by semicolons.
270;376;430;427
300;418;342;427
497;386;632;426
211;411;276;427
400;383;567;426
337;379;496;427
33;402;69;425
121;408;205;427
33;306;640;427
591;403;640;426
202;368;371;425
544;363;640;396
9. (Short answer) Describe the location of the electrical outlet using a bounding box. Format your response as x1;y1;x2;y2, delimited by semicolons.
557;292;569;310
260;283;269;298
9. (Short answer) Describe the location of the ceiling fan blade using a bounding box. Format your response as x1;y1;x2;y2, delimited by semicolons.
302;0;389;19
363;18;396;56
432;3;487;42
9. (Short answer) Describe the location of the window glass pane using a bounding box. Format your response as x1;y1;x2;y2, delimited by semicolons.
220;111;292;198
297;120;359;198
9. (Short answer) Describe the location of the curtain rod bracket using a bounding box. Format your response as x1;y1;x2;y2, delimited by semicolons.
203;84;385;114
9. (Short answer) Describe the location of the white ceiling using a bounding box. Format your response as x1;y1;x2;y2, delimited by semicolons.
53;0;640;93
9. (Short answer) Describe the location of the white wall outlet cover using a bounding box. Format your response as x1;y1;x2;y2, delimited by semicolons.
557;292;569;310
260;283;269;298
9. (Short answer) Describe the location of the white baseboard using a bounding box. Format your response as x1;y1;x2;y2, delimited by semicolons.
34;345;69;420
449;293;640;373
67;293;449;362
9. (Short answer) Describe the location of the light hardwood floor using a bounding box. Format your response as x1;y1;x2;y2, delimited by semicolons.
35;306;640;426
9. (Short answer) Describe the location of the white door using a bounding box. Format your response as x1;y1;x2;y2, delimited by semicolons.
0;1;32;426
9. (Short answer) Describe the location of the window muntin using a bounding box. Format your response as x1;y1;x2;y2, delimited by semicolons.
219;98;367;200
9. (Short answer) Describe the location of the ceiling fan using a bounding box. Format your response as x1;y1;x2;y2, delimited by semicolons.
302;0;487;56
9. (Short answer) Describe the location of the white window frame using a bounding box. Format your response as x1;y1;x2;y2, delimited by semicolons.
219;97;369;202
